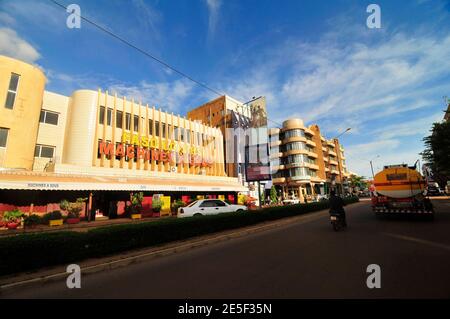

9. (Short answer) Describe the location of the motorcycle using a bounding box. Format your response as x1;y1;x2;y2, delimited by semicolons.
330;211;346;231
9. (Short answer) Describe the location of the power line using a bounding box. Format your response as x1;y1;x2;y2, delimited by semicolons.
49;0;224;97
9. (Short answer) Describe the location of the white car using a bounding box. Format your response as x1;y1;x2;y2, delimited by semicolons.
177;199;247;218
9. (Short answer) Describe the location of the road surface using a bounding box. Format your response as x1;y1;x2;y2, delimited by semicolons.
2;199;450;298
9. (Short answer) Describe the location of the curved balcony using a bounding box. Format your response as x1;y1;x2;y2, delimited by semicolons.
306;139;316;147
328;150;337;157
307;152;318;159
272;177;286;184
285;162;309;170
282;136;307;145
331;169;340;175
304;127;315;136
283;149;309;157
323;157;329;162
329;159;339;166
327;140;335;147
308;163;320;170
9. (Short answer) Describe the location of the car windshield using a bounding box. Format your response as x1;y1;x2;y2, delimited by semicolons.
187;200;198;207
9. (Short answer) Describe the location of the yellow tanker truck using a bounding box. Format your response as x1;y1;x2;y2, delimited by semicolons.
372;164;433;217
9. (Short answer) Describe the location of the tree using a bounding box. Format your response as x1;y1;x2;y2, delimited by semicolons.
349;175;368;190
270;185;278;204
421;121;450;187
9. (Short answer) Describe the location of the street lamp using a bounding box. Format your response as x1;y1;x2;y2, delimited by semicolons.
333;127;352;140
329;128;351;195
369;155;380;180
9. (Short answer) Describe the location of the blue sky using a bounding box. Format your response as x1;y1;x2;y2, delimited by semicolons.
1;0;449;177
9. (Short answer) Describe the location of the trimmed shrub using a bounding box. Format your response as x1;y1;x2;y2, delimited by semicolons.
0;197;359;276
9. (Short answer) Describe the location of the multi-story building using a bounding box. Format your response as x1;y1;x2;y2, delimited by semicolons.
269;118;350;202
188;95;270;204
0;55;245;215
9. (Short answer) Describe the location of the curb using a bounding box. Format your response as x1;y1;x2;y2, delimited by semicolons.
0;202;364;293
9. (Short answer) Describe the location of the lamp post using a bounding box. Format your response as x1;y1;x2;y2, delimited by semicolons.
330;128;351;195
369;155;380;180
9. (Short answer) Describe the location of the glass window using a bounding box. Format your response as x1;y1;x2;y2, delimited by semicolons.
39;110;59;125
214;200;226;207
174;126;179;141
133;115;139;132
34;144;55;158
149;119;153;135
125;113;131;130
99;106;105;125
180;128;185;141
0;128;8;148
199;200;215;207
116;111;123;128
4;73;20;109
107;109;113;126
168;124;172;139
155;121;160;136
284;129;305;139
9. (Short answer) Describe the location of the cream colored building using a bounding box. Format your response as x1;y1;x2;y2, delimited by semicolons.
0;55;245;193
269;118;350;202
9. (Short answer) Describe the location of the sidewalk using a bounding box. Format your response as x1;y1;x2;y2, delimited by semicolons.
0;202;365;292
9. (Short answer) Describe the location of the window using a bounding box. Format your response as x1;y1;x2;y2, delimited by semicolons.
107;109;113;126
125;113;131;130
0;128;9;148
284;129;305;139
99;106;105;124
155;121;160;136
180;128;185;141
149;119;153;135
162;123;166;138
116;111;123;128
199;200;216;208
39;110;59;125
214;200;226;207
34;144;55;158
133;115;139;132
4;73;20;109
174;126;179;141
168;124;172;139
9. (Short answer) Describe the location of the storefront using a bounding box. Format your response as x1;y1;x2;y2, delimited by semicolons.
0;55;246;217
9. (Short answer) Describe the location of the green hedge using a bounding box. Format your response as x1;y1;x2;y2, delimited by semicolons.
0;196;359;276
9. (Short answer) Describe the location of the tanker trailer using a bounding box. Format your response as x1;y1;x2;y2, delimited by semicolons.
372;164;433;216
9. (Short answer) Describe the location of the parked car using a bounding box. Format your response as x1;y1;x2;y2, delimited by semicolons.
282;198;300;205
177;199;247;218
426;184;444;196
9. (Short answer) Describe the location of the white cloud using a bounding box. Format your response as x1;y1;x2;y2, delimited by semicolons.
109;79;195;114
0;28;40;63
205;0;222;39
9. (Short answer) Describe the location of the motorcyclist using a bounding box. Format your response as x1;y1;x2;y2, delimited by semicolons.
329;190;347;227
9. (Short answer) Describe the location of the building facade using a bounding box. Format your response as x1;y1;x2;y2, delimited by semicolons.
269;118;350;202
0;55;245;204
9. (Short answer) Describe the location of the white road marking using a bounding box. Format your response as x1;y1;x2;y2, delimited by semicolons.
384;233;450;252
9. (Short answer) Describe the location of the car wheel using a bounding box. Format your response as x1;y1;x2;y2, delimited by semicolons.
236;209;244;213
193;213;203;217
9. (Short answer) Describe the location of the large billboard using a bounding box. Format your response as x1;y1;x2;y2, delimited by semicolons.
244;96;271;182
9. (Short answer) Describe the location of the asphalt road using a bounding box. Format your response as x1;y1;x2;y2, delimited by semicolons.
2;199;450;299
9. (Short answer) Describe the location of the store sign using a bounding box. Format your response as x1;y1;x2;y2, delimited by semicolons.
99;133;213;168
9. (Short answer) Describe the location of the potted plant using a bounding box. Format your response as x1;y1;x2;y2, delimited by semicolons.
43;210;63;226
151;198;163;217
61;198;86;224
129;192;143;219
24;214;42;229
171;199;186;216
2;209;24;230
